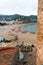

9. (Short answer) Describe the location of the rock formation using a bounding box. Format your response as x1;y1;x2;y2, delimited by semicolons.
37;0;43;65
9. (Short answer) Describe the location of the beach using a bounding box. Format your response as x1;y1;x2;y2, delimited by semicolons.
0;24;37;47
0;24;37;65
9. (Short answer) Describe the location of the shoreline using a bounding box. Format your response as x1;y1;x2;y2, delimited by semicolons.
0;23;37;47
0;22;36;26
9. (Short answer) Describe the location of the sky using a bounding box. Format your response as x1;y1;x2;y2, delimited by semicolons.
0;0;38;16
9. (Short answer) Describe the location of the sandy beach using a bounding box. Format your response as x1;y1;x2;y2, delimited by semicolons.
0;24;37;47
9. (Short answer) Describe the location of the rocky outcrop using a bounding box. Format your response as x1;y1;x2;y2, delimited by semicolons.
37;0;43;65
0;47;19;65
23;52;36;65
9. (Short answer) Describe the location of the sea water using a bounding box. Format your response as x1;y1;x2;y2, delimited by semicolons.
22;23;37;32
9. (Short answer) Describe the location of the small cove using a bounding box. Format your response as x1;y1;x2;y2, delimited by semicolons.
22;23;37;32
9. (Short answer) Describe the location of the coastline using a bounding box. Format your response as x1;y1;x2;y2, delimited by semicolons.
0;23;37;47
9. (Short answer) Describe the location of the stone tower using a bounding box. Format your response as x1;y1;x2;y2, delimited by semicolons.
37;0;43;65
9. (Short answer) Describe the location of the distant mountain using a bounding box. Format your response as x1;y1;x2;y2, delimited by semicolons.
0;14;37;25
0;14;37;21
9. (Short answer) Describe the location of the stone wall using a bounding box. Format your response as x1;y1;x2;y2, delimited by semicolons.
37;0;43;65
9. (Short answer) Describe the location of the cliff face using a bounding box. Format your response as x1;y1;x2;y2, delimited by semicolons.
0;47;19;65
37;0;43;65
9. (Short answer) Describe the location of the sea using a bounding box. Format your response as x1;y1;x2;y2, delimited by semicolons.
22;23;37;32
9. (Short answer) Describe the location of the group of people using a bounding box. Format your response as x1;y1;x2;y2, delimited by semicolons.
18;43;35;52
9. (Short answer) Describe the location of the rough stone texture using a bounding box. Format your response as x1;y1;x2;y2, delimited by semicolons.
23;52;36;65
37;0;43;65
0;47;19;65
15;51;36;65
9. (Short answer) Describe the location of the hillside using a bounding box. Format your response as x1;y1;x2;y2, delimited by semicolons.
0;14;37;25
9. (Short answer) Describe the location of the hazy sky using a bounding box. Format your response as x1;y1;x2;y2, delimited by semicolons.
0;0;38;15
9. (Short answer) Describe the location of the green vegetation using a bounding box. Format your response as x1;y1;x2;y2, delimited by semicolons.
0;22;7;26
0;14;37;21
0;14;37;25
